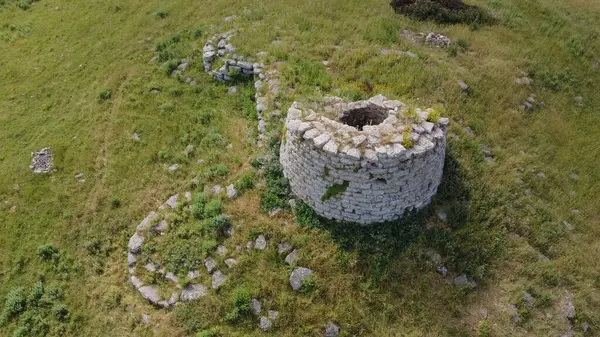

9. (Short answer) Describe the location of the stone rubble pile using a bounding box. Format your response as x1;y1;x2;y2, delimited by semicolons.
425;32;451;47
29;147;53;173
202;30;265;83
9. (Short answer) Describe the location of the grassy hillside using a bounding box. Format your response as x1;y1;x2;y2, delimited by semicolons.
0;0;599;336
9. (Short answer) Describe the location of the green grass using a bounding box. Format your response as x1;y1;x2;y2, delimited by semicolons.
1;0;600;336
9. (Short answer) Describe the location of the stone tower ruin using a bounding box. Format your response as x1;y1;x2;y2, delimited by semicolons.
280;95;448;224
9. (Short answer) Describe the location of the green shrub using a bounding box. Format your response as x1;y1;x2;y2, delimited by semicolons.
235;173;255;191
200;129;226;148
390;0;496;26
1;287;26;321
300;275;317;293
225;287;252;323
282;59;332;93
110;196;121;209
163;59;180;75
203;164;229;180
260;161;291;211
52;304;70;321
36;244;59;261
160;102;175;112
211;215;230;231
17;0;31;10
192;193;207;219
457;38;469;49
295;201;322;228
98;88;112;102
204;199;223;218
447;44;458;57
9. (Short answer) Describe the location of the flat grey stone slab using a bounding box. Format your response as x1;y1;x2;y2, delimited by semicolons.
212;270;227;289
181;284;207;301
139;285;161;305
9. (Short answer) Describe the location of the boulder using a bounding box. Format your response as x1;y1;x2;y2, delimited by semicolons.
251;298;262;314
259;316;272;332
289;267;313;291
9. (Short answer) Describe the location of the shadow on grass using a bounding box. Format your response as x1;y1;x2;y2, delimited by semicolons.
294;147;503;280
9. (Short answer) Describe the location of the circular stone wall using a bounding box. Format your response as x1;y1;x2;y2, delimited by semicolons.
280;95;449;224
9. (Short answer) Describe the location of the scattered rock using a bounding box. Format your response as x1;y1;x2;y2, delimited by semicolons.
259;316;272;332
436;265;448;276
226;184;238;199
184;144;194;157
127;253;136;266
464;127;474;136
211;270;227;289
278;242;292;254
571;209;581;215
564;296;576;321
563;220;574;231
574;96;584;107
583;322;589;333
205;257;217;273
128;233;144;254
436;210;447;222
210;185;224;196
145;263;156;272
289;267;313;291
130;276;143;289
268;208;282;217
288;199;297;208
139;285;161;305
537;172;546;178
228;86;238;94
150;89;160;94
254;235;267;250
181;284;207;301
187;270;200;280
507;304;521;323
251;298;262;314
167;164;180;172
141;314;150;325
570;173;579;181
324;322;341;337
425;32;451;47
453;274;469;286
224;258;237;268
285;249;298;265
165;194;179;208
268;310;279;320
29;147;53;173
458;80;469;92
165;272;178;283
217;245;228;256
131;133;140;141
523;292;535;309
515;76;533;86
153;220;168;233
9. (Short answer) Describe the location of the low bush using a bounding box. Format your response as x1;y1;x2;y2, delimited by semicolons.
36;244;59;261
390;0;496;26
203;164;229;180
225;287;252;323
203;199;223;218
98;88;112;102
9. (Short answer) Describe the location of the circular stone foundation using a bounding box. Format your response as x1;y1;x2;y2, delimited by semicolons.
280;94;449;224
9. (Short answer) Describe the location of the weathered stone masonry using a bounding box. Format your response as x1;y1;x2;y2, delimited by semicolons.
280;95;449;224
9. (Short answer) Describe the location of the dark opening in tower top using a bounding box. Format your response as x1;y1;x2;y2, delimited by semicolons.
338;103;389;131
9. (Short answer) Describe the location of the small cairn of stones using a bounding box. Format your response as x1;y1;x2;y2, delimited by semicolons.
425;32;451;47
29;147;53;173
